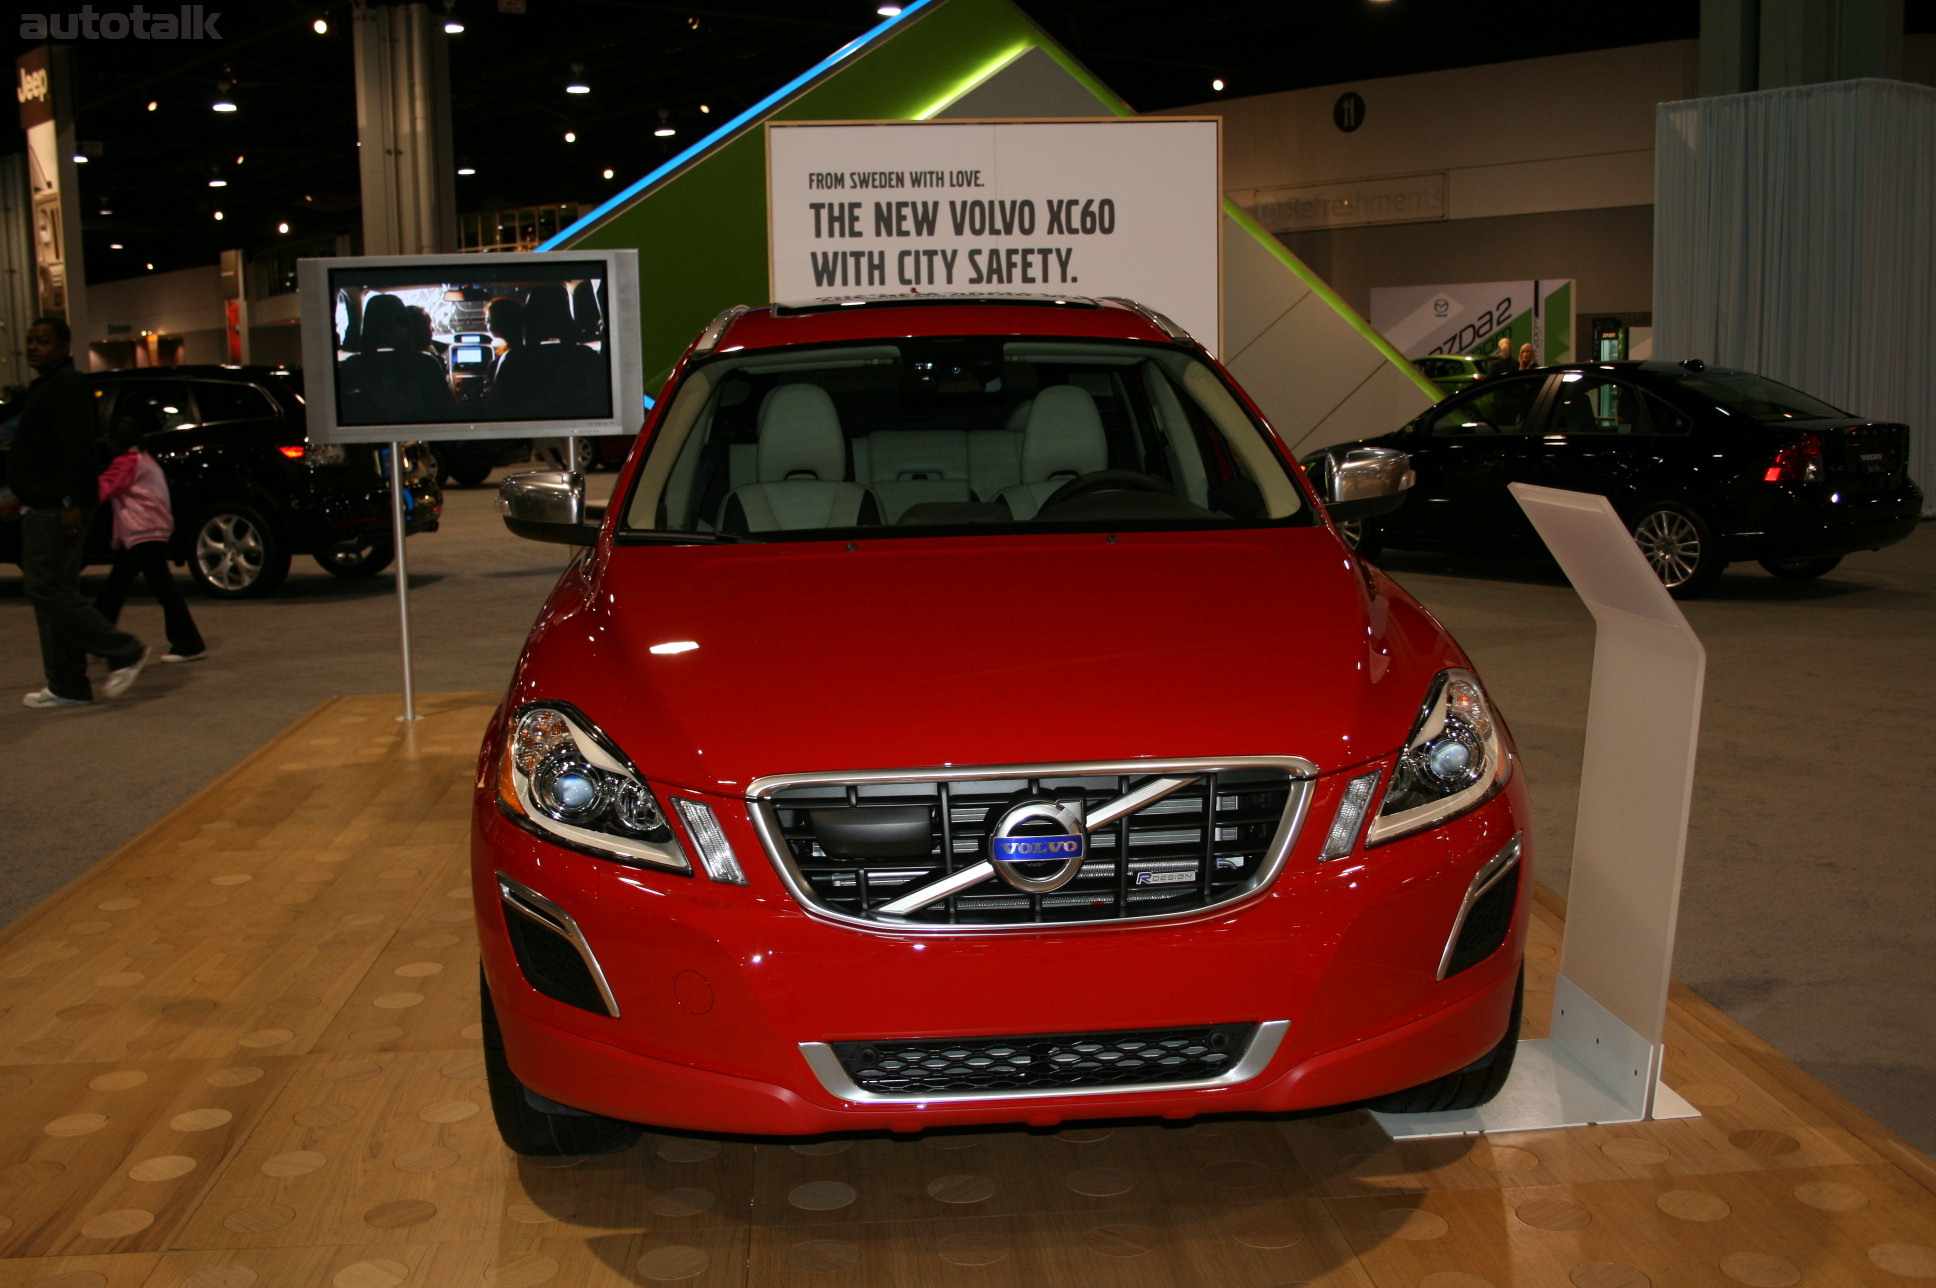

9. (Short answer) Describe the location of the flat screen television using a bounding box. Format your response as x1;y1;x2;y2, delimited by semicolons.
297;249;642;444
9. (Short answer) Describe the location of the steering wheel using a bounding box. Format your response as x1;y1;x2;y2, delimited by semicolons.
1038;470;1174;513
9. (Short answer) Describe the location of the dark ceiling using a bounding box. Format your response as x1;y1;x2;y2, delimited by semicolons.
12;0;1906;285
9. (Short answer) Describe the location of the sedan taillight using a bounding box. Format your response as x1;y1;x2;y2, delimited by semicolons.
1764;433;1822;483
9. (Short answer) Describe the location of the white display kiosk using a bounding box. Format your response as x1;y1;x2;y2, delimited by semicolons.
1378;484;1703;1137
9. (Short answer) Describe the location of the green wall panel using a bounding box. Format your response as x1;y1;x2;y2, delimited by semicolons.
562;0;1119;395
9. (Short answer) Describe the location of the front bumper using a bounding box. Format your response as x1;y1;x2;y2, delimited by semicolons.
473;759;1531;1136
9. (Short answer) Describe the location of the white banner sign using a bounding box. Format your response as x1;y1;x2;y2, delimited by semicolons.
767;119;1221;354
1370;279;1575;364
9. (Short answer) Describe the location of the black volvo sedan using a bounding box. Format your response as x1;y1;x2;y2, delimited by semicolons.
1311;360;1922;598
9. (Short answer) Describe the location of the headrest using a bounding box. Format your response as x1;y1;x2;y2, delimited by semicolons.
523;284;575;344
359;294;410;350
1020;385;1106;481
757;384;845;482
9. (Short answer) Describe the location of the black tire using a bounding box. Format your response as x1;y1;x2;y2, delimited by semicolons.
1338;517;1384;562
314;535;395;579
1369;968;1523;1115
1759;555;1840;580
451;461;493;487
1630;502;1723;599
480;973;643;1157
189;502;290;599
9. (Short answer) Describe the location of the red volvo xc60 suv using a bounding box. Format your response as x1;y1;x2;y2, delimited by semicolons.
475;295;1531;1153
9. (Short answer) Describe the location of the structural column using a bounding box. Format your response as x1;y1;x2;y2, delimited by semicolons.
353;1;457;257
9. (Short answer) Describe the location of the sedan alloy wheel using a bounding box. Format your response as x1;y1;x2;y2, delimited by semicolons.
1631;503;1721;599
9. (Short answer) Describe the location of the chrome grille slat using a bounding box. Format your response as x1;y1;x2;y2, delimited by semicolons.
749;758;1315;931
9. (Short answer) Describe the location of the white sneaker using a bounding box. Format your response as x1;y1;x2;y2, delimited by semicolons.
103;646;151;699
23;688;91;709
160;651;207;664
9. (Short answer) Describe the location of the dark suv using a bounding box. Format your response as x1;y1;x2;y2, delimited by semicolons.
2;365;442;598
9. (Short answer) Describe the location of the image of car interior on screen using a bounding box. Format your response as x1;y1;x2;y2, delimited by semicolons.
329;262;612;426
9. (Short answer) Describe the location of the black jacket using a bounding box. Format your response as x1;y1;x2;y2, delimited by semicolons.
7;359;98;508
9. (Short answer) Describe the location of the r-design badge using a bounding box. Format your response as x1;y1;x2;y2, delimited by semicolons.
988;799;1087;893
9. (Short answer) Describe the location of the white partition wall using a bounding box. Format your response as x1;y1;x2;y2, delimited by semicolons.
1655;79;1936;513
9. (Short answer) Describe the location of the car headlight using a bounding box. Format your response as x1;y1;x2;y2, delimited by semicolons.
497;702;690;874
1365;669;1510;847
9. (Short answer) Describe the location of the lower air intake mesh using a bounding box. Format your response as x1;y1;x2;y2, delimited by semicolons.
830;1023;1255;1095
1444;872;1517;978
502;901;610;1016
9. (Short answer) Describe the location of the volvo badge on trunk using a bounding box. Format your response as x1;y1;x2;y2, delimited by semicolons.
988;799;1087;892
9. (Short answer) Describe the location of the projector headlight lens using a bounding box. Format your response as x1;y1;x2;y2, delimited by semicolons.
499;703;690;873
1366;669;1509;846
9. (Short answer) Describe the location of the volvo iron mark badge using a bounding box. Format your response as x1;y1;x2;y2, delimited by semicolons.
988;799;1087;893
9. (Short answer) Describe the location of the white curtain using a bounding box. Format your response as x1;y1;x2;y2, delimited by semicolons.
1655;79;1936;515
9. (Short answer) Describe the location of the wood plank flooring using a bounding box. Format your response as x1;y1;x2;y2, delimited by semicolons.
2;693;1932;1287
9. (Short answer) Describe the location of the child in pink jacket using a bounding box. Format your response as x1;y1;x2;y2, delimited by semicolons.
94;415;206;662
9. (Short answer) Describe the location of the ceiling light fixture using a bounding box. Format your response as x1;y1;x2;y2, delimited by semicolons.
457;165;476;175
602;167;615;179
566;63;590;94
208;178;228;187
213;210;224;221
277;222;290;234
563;130;576;143
1212;77;1226;91
877;4;903;15
442;1;464;33
109;242;125;250
699;103;710;114
312;17;327;34
72;154;87;163
655;108;676;138
212;79;236;112
146;100;158;111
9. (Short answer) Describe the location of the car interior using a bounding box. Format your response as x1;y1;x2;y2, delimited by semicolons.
631;339;1309;537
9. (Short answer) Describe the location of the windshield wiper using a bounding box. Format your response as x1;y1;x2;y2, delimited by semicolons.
615;529;767;545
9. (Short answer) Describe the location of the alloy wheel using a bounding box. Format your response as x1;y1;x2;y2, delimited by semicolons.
1632;508;1701;587
195;512;265;592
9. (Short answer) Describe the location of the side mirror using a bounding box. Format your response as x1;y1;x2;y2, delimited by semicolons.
498;470;599;545
1324;447;1415;522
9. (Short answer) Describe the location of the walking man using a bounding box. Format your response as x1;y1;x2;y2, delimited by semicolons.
14;316;149;708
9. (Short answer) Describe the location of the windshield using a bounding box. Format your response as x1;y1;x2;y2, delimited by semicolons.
1679;371;1848;423
623;338;1308;540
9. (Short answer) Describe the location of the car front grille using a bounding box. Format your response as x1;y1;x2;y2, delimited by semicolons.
751;760;1312;929
829;1023;1257;1095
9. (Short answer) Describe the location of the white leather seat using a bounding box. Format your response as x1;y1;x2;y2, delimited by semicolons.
720;384;879;532
994;385;1108;519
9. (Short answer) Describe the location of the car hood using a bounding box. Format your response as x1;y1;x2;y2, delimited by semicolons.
512;529;1457;794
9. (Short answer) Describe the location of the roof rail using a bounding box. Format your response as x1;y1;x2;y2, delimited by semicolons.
1096;297;1194;344
693;304;750;356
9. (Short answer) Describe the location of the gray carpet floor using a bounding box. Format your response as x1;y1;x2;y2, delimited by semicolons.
3;476;1929;1154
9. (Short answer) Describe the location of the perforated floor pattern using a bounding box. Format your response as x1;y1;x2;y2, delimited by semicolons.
0;694;1930;1287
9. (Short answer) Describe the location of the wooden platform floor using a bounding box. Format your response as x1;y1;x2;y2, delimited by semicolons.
3;693;1934;1288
